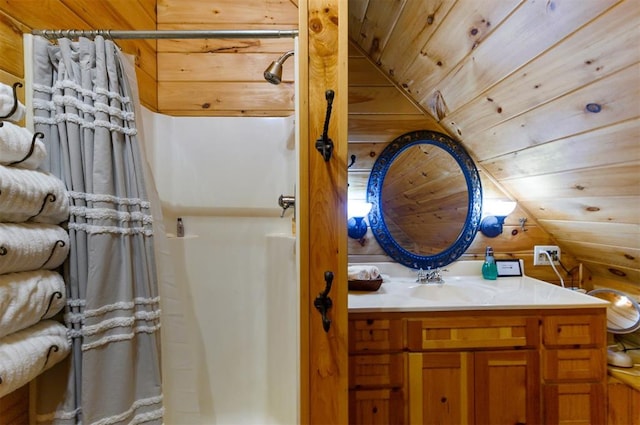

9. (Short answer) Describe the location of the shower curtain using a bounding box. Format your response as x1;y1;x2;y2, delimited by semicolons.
30;36;163;424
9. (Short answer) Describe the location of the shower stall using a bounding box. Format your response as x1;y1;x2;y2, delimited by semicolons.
140;109;300;424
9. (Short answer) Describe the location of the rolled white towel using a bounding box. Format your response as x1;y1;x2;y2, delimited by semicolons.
348;265;381;281
0;270;66;339
0;164;70;224
0;223;69;275
0;82;26;123
0;122;47;169
0;320;70;398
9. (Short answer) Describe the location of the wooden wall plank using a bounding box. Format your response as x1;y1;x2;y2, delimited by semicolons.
158;52;294;82
348;57;390;86
156;23;296;53
349;86;422;114
157;0;298;24
0;10;25;77
348;114;443;142
157;81;294;113
561;240;640;271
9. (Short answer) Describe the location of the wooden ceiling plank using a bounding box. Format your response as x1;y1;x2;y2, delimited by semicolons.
347;0;369;43
157;0;298;25
538;220;639;249
392;0;520;105
500;163;640;200
558;240;640;271
446;0;640;139
519;196;640;225
416;0;618;114
464;64;640;160
482;119;640;180
354;0;406;60
376;0;456;80
156;23;296;53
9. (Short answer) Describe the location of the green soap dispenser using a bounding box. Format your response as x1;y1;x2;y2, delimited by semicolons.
482;246;498;280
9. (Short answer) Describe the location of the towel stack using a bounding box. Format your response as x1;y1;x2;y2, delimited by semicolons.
348;265;381;281
0;82;70;399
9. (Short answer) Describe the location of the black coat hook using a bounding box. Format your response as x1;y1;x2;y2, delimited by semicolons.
314;271;334;332
315;90;335;162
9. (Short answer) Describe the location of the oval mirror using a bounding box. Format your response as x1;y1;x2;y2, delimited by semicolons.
587;288;640;334
367;130;482;269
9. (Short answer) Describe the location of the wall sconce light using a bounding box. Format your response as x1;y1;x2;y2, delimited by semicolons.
348;201;372;241
480;200;517;238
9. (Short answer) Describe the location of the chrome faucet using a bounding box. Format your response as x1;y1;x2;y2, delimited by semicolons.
416;267;444;284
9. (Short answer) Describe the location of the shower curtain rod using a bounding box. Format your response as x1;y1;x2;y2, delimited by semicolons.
32;29;299;40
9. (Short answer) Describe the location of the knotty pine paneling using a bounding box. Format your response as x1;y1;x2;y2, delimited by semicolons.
0;0;158;110
157;0;298;25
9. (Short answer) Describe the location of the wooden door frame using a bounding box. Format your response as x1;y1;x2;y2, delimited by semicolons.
298;0;349;423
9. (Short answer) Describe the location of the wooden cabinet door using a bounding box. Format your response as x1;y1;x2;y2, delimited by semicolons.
474;350;540;425
408;352;474;424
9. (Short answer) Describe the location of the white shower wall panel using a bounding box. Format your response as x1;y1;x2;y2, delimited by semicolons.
141;109;295;210
140;109;297;424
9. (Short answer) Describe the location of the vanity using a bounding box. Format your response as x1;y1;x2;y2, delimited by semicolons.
348;262;609;425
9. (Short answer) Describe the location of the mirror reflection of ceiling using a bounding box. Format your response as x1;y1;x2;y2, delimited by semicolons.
367;130;482;270
381;144;468;255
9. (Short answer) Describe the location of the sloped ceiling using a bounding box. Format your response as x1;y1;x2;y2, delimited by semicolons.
348;0;640;290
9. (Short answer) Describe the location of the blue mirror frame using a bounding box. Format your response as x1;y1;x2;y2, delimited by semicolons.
367;130;483;270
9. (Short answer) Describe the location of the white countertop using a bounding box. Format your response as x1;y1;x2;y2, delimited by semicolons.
348;261;610;313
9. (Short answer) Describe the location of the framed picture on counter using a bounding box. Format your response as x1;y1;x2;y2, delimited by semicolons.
496;259;522;277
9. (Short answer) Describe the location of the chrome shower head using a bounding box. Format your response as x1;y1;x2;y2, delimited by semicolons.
264;50;294;85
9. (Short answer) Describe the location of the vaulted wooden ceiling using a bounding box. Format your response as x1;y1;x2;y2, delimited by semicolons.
0;0;637;295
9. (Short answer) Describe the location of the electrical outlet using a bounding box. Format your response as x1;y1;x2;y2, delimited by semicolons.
534;245;561;266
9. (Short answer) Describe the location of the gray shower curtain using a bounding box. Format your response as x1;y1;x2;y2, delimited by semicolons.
31;36;163;424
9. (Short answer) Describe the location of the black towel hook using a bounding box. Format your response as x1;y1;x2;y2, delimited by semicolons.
315;90;335;162
9;132;43;166
0;82;22;127
314;271;334;332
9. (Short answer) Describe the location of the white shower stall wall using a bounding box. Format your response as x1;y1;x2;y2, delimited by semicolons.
140;108;299;425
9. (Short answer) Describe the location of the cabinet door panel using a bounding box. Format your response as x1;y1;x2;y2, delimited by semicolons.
543;348;605;381
474;350;540;425
408;352;474;425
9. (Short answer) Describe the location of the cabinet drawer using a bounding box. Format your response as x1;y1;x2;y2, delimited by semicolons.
543;314;605;347
349;389;405;425
349;353;404;389
543;382;606;424
406;316;538;350
349;319;403;352
543;348;605;382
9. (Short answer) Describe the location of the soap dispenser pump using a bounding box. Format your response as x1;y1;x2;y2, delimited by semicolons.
482;246;498;280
